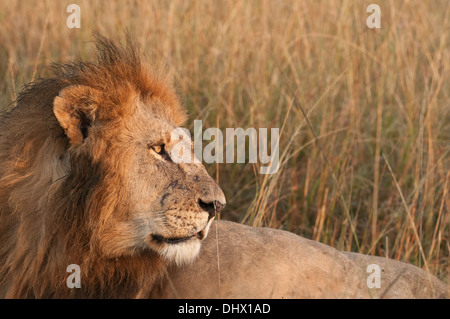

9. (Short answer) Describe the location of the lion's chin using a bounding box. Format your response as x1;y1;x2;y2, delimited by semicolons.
150;219;214;266
158;239;202;266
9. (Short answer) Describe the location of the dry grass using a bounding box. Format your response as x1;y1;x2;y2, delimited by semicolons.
0;0;448;281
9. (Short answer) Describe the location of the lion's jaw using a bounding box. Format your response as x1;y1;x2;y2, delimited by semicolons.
150;217;215;265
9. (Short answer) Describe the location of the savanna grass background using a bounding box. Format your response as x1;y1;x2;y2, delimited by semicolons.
0;0;448;283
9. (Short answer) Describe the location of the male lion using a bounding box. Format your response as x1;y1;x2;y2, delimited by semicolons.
0;36;225;298
0;36;447;298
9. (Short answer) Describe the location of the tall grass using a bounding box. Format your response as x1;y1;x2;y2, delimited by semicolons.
0;0;448;281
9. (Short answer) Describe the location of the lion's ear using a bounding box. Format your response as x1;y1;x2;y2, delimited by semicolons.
53;85;100;145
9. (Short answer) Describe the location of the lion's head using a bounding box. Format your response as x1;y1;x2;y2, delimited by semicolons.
0;36;225;298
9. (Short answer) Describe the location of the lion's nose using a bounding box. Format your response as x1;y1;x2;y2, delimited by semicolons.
198;199;226;220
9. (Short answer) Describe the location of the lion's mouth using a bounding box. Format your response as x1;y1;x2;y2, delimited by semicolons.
152;229;207;245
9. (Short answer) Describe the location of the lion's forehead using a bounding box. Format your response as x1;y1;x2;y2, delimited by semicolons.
118;104;178;143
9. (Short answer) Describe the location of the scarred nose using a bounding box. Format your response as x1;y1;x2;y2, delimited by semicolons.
198;199;226;220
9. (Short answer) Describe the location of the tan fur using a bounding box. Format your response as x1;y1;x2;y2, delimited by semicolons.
152;221;448;299
0;36;225;298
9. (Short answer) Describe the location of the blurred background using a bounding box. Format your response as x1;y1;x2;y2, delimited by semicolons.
0;0;448;281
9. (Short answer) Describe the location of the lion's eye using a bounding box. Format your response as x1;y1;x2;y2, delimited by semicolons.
148;143;172;162
152;145;164;154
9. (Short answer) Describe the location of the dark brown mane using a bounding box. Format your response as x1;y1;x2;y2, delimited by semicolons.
0;36;183;298
16;35;183;122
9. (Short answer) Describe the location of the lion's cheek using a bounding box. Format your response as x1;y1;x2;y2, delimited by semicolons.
95;222;149;258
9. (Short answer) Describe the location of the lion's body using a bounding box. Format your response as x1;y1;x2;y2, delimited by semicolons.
152;221;447;299
0;37;446;299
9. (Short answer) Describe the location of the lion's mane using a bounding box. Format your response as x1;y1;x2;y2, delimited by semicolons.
0;36;182;298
